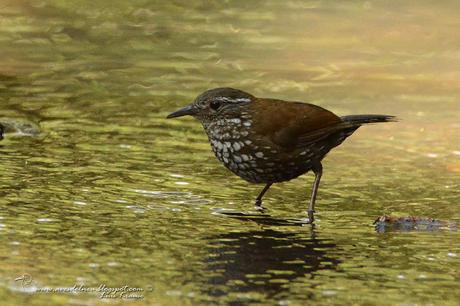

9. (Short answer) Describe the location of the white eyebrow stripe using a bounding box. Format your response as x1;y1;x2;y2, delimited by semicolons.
214;97;251;103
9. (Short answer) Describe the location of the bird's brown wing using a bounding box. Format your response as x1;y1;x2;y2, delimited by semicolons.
250;98;345;150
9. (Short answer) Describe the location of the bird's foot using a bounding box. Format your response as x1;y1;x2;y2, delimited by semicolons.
297;218;313;224
254;205;267;212
291;210;316;224
254;199;267;212
305;210;315;224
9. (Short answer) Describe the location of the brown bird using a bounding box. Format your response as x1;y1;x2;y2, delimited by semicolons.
167;88;395;223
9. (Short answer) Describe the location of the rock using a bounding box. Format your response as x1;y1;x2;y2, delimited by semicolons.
0;118;40;136
374;215;457;232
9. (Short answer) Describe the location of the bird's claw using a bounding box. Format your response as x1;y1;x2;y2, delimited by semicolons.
296;217;313;225
306;210;315;224
254;199;268;212
254;204;267;212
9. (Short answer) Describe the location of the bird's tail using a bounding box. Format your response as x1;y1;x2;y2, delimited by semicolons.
340;114;396;125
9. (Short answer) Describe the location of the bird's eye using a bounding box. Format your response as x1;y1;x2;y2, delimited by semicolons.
209;100;222;111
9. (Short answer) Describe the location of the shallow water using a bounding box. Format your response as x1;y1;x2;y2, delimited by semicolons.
0;1;459;305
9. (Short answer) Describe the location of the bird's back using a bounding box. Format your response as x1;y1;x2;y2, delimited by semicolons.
223;99;393;183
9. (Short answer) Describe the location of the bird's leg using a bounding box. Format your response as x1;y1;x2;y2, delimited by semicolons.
307;163;323;223
254;183;272;210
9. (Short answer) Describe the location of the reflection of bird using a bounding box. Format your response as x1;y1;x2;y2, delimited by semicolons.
168;88;395;222
0;123;4;140
203;229;339;301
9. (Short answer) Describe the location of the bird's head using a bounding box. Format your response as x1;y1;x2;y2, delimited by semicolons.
167;88;254;126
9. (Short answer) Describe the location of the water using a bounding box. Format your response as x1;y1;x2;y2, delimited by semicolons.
0;1;459;305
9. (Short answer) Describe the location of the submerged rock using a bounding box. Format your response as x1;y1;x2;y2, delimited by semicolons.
374;215;457;232
0;118;40;136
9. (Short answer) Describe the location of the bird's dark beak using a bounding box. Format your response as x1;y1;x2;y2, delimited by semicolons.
166;104;197;119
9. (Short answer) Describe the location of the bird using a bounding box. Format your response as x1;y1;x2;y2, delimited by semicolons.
167;88;395;223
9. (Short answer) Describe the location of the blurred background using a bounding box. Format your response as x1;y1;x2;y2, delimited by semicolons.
0;1;459;305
